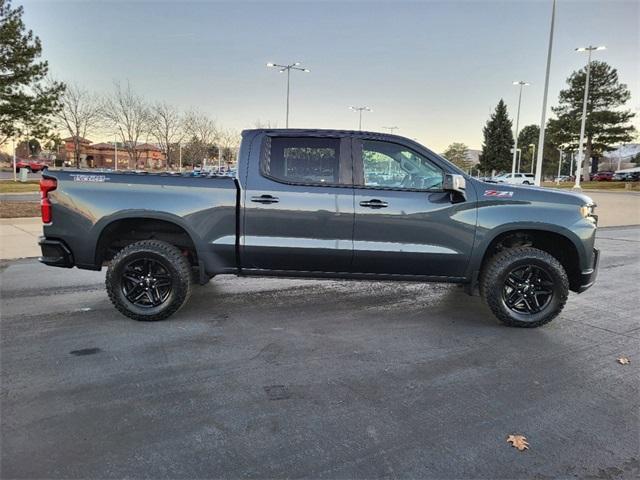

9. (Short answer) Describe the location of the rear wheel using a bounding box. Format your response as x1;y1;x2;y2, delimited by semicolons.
106;240;192;321
480;246;569;327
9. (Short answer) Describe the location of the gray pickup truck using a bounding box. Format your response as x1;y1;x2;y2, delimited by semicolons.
39;129;599;327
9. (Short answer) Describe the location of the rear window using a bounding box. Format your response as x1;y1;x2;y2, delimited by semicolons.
262;137;342;185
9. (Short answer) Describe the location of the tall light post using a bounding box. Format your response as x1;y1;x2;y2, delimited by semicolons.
266;62;310;128
349;106;372;130
534;0;556;187
382;126;399;134
569;151;574;179
511;81;530;178
529;143;536;173
573;45;606;189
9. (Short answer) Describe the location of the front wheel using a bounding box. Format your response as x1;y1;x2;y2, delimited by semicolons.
106;240;192;321
480;246;569;327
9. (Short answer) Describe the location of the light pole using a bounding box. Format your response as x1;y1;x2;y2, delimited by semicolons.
534;0;556;187
529;143;536;173
349;106;372;131
382;126;399;134
573;45;606;189
266;62;310;128
511;81;530;178
556;147;563;184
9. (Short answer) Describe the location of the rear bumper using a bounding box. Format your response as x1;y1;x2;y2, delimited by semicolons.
577;248;599;293
38;237;74;268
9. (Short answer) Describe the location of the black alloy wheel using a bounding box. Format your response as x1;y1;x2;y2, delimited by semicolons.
121;257;173;308
502;264;554;315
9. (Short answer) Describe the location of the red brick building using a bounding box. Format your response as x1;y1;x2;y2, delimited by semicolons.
61;137;166;170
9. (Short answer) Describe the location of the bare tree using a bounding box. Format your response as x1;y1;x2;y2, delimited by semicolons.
102;81;149;168
54;82;102;168
217;128;241;166
184;110;218;166
149;102;184;170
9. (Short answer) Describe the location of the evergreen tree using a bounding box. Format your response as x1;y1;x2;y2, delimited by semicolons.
0;0;65;146
442;142;472;171
547;61;636;173
479;99;514;174
517;124;563;177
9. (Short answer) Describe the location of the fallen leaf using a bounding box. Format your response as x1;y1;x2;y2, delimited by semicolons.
507;434;529;451
617;357;630;365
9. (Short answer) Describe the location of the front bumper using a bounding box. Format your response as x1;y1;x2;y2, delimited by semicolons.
577;248;599;293
38;237;74;268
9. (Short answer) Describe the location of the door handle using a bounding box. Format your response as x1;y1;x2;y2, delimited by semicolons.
359;199;388;209
251;194;279;204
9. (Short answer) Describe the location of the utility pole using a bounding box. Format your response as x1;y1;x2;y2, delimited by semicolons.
534;0;556;186
573;45;606;189
12;137;17;182
266;62;310;128
382;126;399;134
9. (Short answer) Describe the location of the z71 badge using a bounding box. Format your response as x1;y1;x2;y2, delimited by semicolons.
484;190;514;198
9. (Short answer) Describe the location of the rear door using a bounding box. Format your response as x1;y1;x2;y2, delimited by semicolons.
241;134;354;273
352;138;476;277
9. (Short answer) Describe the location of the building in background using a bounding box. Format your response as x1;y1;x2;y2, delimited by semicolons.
60;137;166;169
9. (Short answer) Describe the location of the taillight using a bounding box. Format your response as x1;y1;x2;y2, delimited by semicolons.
40;178;57;224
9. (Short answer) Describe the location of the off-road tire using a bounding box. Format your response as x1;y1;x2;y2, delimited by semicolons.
106;240;192;321
480;246;569;328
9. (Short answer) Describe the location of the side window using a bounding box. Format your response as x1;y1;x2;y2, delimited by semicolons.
360;140;443;191
263;136;344;185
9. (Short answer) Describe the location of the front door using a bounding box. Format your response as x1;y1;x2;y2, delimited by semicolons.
242;134;354;273
352;138;476;278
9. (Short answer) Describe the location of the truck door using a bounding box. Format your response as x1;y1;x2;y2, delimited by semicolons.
241;134;354;273
352;138;476;278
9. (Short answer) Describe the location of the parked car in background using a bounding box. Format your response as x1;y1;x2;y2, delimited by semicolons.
554;175;572;182
492;172;535;185
14;159;49;173
592;171;614;181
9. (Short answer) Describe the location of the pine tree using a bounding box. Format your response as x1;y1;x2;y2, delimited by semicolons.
479;99;514;174
0;0;65;146
547;61;636;172
442;142;472;171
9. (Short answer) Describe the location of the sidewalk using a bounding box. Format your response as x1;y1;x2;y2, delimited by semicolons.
0;217;42;260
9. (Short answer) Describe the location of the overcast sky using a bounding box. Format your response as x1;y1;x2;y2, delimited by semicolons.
22;0;640;151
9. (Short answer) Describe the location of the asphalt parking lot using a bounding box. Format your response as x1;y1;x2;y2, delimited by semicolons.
1;227;638;479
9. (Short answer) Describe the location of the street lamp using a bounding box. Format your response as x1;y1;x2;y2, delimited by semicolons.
573;45;606;189
266;62;310;128
382;126;399;134
511;81;530;178
534;0;557;187
349;106;372;131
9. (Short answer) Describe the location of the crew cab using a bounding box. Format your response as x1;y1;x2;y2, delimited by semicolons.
39;129;599;327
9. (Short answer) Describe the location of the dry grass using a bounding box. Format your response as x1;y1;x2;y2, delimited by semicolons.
0;201;39;218
0;181;40;193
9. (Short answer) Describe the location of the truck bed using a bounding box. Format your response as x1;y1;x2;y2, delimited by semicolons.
41;169;239;275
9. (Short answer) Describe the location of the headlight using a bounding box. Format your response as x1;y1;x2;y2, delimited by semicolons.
580;204;597;223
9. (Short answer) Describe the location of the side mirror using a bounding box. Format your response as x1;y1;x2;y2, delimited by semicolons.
443;173;466;194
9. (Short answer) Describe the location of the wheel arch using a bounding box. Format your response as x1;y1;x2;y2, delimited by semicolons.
471;224;586;292
92;211;205;272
